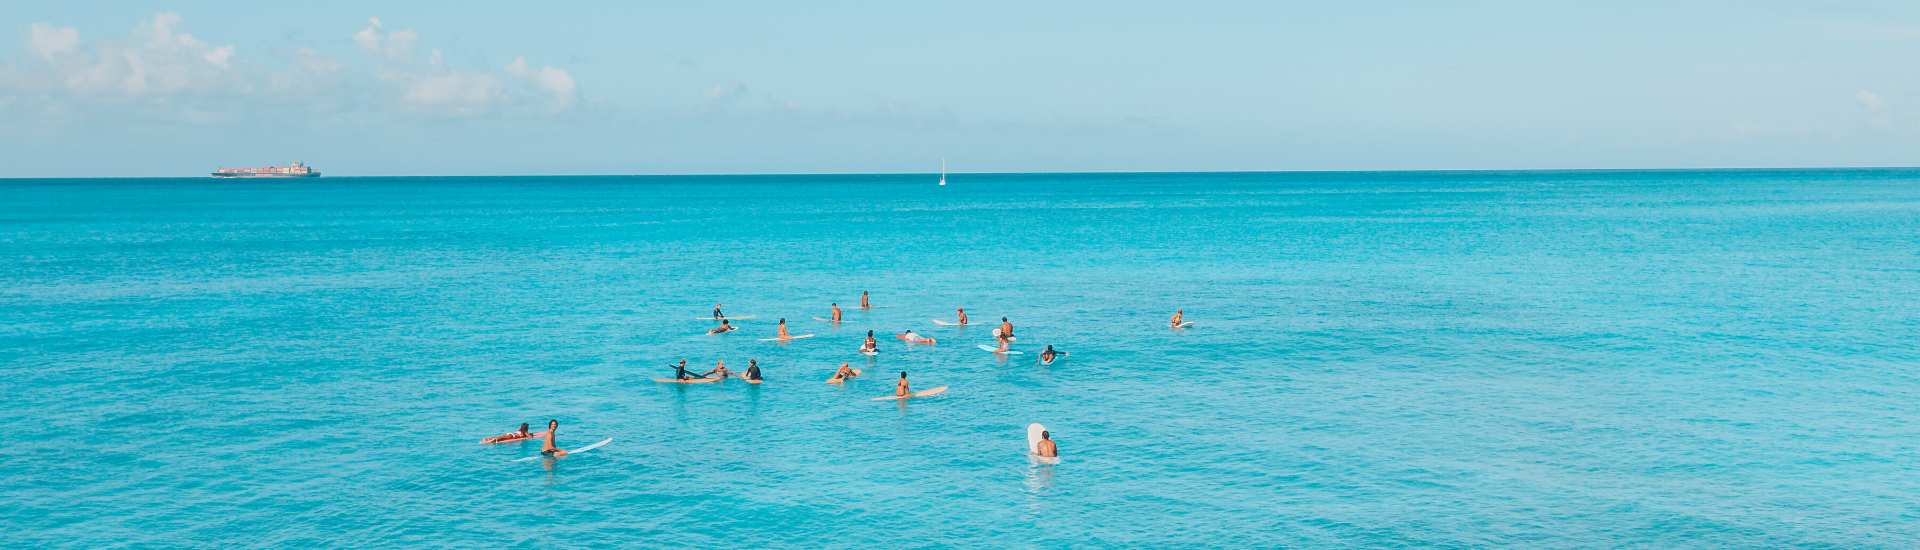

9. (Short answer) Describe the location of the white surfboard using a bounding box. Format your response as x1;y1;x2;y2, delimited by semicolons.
812;316;843;323
1174;321;1194;329
758;334;817;342
1027;423;1059;464
860;349;878;356
931;319;965;326
1040;352;1067;366
871;385;948;401
694;315;758;321
515;437;613;462
978;344;1023;355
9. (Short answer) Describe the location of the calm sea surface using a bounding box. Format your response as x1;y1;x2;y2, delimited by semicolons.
3;170;1918;547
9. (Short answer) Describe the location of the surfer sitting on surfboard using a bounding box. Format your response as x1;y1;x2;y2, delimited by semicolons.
744;359;762;381
999;318;1014;340
1170;309;1183;329
708;319;736;334
897;330;936;345
896;371;911;397
776;318;791;340
829;362;859;383
540;420;566;457
702;359;731;379
957;308;969;325
671;359;703;380
861;291;871;309
862;330;878;353
1035;430;1058;458
831;303;842;323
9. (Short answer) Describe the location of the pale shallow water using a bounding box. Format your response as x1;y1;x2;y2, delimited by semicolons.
3;170;1919;547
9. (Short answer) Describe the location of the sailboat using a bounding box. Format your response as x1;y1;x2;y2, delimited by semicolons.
938;158;947;186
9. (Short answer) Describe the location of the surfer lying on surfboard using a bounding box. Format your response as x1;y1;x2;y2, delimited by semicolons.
482;423;550;444
708;319;737;334
897;330;936;345
1040;345;1067;364
828;362;860;384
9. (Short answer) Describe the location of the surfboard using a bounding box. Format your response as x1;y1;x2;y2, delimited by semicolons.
860;349;878;356
977;344;1023;355
931;319;966;326
481;431;549;445
1174;321;1194;329
1040;352;1067;366
812;316;843;323
871;385;948;401
758;334;817;342
694;316;758;321
653;377;721;384
515;437;613;462
1027;423;1059;464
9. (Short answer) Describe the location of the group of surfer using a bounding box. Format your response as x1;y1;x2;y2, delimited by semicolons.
668;358;763;382
485;419;567;455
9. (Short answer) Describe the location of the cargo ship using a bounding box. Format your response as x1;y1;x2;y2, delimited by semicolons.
211;161;321;178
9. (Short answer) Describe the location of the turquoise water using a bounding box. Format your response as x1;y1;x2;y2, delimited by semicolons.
4;170;1918;547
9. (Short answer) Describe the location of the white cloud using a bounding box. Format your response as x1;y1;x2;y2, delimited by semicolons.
505;55;577;108
1856;90;1885;113
353;17;416;60
402;71;502;113
28;23;79;60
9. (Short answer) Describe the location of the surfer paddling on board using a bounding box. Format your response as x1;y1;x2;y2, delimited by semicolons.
829;362;860;383
540;420;566;457
744;359;762;381
898;330;936;345
861;291;871;309
957;307;969;325
1035;430;1058;458
1170;309;1184;329
831;303;843;323
702;359;731;379
1040;345;1066;363
896;371;911;397
708;319;736;335
483;423;544;444
776;318;791;340
862;330;879;354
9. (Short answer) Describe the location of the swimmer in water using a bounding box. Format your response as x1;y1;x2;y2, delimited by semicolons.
540;419;566;457
708;319;735;334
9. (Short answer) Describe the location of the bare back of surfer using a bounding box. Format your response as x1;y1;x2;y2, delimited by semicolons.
540;419;565;456
709;319;734;334
1035;431;1058;458
1041;345;1065;363
831;303;842;323
1000;318;1014;340
484;422;542;444
828;362;858;384
896;371;910;397
957;307;969;325
861;291;871;309
776;318;791;339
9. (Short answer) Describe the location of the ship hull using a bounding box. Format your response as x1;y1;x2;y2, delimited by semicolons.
210;172;322;178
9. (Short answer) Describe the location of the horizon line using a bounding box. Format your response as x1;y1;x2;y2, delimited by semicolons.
6;165;1920;180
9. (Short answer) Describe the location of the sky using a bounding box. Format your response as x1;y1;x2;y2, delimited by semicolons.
3;1;1919;177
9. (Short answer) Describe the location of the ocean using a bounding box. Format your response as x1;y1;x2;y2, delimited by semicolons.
3;170;1917;547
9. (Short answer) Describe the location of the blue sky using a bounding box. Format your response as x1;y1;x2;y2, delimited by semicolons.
3;1;1918;177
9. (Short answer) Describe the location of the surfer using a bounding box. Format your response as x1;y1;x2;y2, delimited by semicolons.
708;319;735;335
861;291;871;309
862;330;878;353
540;419;566;457
671;359;701;380
776;318;791;340
999;317;1014;340
713;304;725;320
744;359;762;381
829;362;859;383
831;303;843;323
1040;345;1066;363
702;359;731;379
957;307;969;325
898;330;936;345
896;371;911;397
1034;430;1058;458
1170;309;1184;328
483;423;538;444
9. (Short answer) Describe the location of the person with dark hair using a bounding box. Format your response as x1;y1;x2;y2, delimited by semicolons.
861;330;878;354
708;318;736;335
775;318;792;340
540;419;565;456
712;304;725;320
895;371;910;397
860;291;871;309
1040;345;1067;364
956;307;969;325
744;359;762;381
828;362;859;384
830;303;842;323
1034;430;1058;458
483;422;543;444
672;359;700;380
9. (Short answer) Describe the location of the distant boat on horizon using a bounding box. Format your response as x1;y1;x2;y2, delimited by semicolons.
938;158;946;186
211;161;321;179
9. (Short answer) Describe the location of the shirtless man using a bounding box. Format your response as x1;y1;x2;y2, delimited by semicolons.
708;319;736;334
999;317;1014;340
957;307;969;325
1170;309;1184;329
776;318;791;340
861;330;879;353
702;359;731;379
828;362;860;384
895;371;910;397
831;303;843;323
1034;430;1058;458
539;419;566;457
860;291;871;309
1040;345;1067;364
